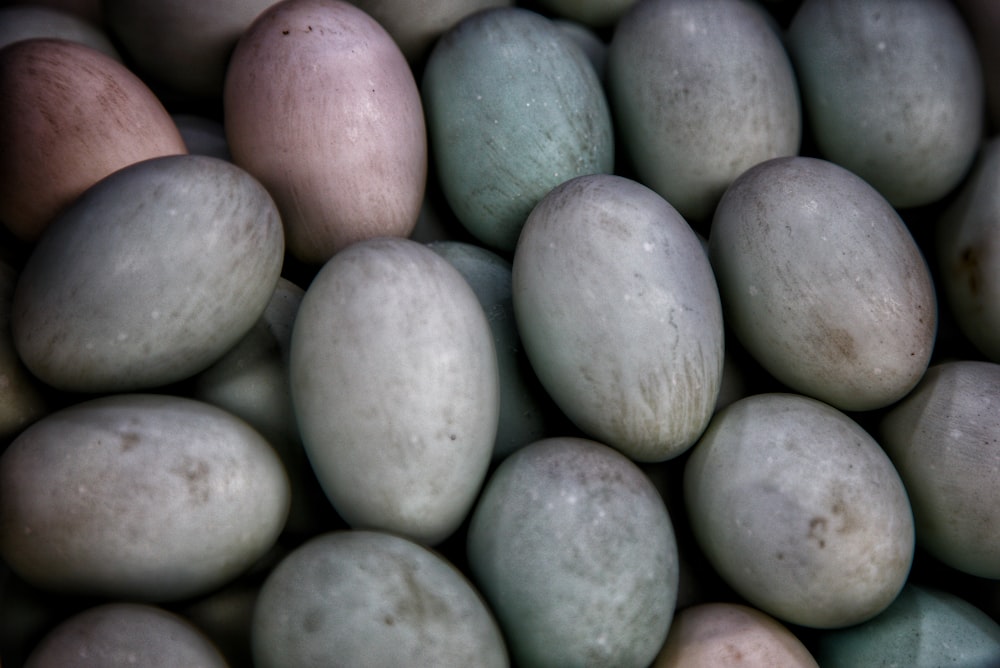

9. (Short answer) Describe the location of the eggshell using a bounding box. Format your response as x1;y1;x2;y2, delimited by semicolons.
814;584;1000;667
709;156;937;412
24;603;229;668
104;0;277;100
11;154;285;394
786;0;983;208
172;114;232;161
193;277;335;537
607;0;801;223
0;38;187;242
0;261;48;441
289;237;499;545
0;394;290;601
0;5;120;57
512;174;724;462
252;530;509;668
684;393;914;629
422;6;614;251
345;0;513;64
653;602;819;667
224;0;427;263
427;240;551;462
880;361;1000;579
937;137;1000;362
466;437;678;667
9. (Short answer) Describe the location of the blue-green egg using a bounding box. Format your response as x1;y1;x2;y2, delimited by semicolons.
814;584;1000;667
422;7;614;251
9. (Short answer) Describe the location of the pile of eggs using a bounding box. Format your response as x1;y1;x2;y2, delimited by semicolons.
2;0;1000;665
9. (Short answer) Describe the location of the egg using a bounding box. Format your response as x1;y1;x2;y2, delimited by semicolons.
937;136;1000;362
0;38;187;242
252;530;509;668
709;156;937;412
193;277;333;537
607;0;801;224
814;584;1000;667
786;0;984;208
104;0;277;100
344;0;513;65
880;360;1000;579
224;0;427;263
427;240;552;462
0;261;48;441
0;5;120;57
23;603;229;668
653;602;819;667
466;436;679;668
289;237;499;546
684;393;914;629
422;6;614;252
12;154;285;394
512;173;724;462
0;393;290;602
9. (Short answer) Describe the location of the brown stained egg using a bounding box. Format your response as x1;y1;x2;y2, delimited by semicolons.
0;38;187;242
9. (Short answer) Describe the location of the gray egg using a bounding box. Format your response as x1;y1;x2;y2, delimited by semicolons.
0;393;290;601
290;237;499;546
787;0;983;208
513;174;724;462
467;436;679;667
684;393;914;629
710;156;936;412
252;530;509;668
11;154;284;394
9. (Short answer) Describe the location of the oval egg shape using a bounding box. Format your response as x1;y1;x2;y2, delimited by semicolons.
24;603;229;668
0;394;290;602
786;0;983;208
12;154;285;394
937;136;1000;362
0;38;186;242
289;237;499;546
225;0;427;263
880;360;1000;579
709;156;937;412
422;6;614;252
513;173;723;462
684;393;914;629
466;436;679;668
607;0;801;224
252;530;509;668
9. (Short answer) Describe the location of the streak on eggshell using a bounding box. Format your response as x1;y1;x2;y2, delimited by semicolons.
0;38;187;242
224;0;427;264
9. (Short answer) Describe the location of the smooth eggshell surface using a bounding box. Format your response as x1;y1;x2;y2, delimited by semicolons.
513;174;723;462
787;0;983;208
0;5;120;57
467;437;678;668
290;237;499;546
0;38;186;242
252;530;509;668
608;0;801;224
225;0;427;263
24;603;229;668
653;602;819;667
814;584;1000;667
12;154;285;394
937;136;1000;362
880;360;1000;579
0;394;290;602
428;240;551;462
710;156;936;412
422;7;614;252
684;393;914;629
